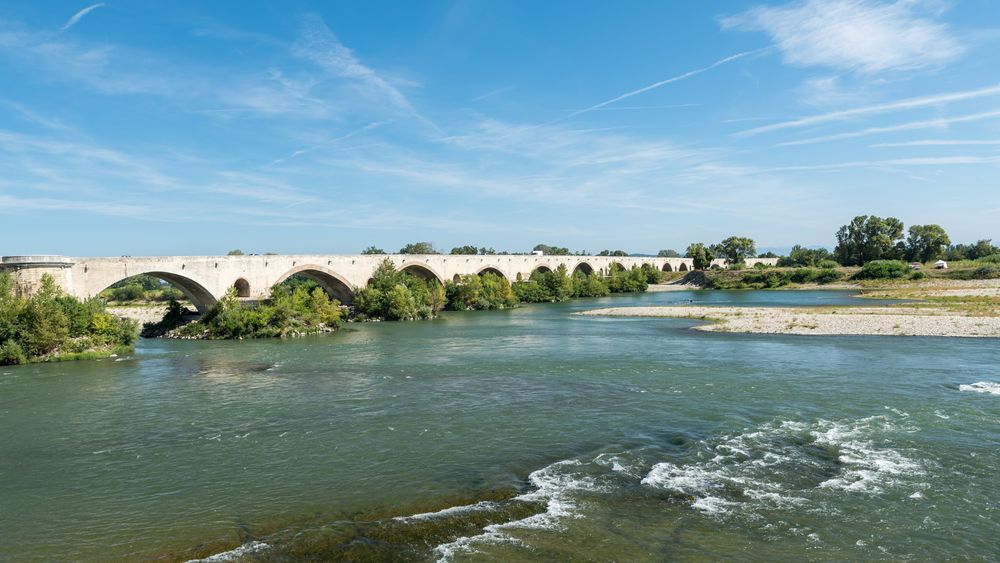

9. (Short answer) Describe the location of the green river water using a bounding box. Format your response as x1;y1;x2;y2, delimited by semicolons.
1;290;998;561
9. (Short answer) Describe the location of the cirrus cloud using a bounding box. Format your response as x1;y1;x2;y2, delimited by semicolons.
721;0;963;73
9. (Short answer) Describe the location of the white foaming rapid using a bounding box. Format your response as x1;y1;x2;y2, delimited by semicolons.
959;381;1000;395
642;415;923;517
184;541;268;563
393;500;500;522
432;459;604;561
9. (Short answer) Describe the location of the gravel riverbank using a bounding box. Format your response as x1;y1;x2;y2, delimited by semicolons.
578;305;1000;338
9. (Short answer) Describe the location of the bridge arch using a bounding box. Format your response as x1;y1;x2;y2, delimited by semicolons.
399;262;444;285
679;263;689;272
233;278;250;297
662;263;673;272
99;271;217;313
530;264;553;278
610;261;628;273
476;266;508;280
572;262;594;276
274;264;354;304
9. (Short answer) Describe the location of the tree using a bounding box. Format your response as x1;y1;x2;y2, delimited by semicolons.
533;244;570;256
906;224;951;263
227;249;244;256
598;250;628;256
399;242;438;254
657;249;680;257
712;236;756;265
686;243;715;270
778;245;833;267
361;246;385;255
834;215;905;266
450;245;479;255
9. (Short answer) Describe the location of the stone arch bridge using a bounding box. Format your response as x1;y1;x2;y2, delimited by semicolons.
2;254;778;312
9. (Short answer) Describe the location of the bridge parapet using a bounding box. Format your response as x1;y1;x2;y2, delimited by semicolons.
1;255;76;298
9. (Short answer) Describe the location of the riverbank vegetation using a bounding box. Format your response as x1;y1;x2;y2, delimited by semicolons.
0;273;138;365
354;261;446;320
154;284;343;340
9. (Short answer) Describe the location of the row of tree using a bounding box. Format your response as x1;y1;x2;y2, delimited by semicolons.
827;215;994;266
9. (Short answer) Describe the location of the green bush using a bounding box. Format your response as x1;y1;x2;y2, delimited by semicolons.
977;254;1000;264
512;281;553;303
788;268;817;284
352;260;445;321
176;284;343;339
813;269;843;284
817;260;840;269
608;265;648;293
445;272;517;311
969;265;1000;279
910;270;927;280
853;260;910;280
0;340;26;366
572;272;610;298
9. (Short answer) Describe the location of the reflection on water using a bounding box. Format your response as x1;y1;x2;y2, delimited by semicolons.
0;290;998;561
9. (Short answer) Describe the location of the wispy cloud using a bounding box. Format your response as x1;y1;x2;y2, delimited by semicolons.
721;0;963;73
738;83;1000;136
759;155;1000;173
872;139;1000;147
1;100;73;131
292;14;440;132
270;120;389;165
567;103;700;112
562;50;762;121
776;108;1000;146
472;85;516;102
61;3;106;32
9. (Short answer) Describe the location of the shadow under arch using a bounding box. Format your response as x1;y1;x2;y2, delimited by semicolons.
572;262;594;276
662;263;674;272
274;264;354;304
476;266;508;280
679;263;689;272
233;278;250;297
100;271;217;313
399;262;444;285
530;264;553;278
609;262;628;272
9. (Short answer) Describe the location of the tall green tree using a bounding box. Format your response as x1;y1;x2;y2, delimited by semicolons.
399;242;439;254
657;249;680;257
712;236;756;265
685;243;715;270
778;245;833;267
532;244;570;255
905;224;951;263
361;246;385;255
227;249;244;256
834;215;905;266
450;245;479;255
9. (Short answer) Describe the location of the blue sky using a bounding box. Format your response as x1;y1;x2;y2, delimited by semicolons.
1;0;998;256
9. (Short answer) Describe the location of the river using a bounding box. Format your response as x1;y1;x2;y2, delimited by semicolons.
1;290;998;561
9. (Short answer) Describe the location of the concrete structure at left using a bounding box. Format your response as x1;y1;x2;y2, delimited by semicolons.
1;254;779;312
